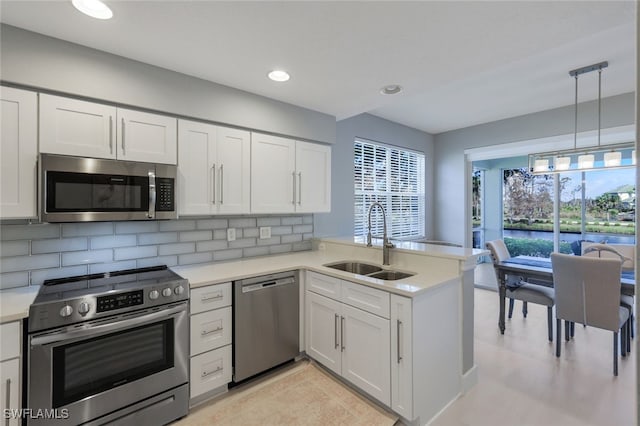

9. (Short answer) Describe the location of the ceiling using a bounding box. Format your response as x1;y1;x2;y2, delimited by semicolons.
0;1;636;134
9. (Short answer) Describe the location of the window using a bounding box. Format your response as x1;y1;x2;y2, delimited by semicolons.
354;139;425;240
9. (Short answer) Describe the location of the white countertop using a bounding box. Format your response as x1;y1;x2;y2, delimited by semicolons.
0;285;39;324
173;239;480;297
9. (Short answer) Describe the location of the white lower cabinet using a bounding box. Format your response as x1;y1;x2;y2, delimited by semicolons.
305;272;391;406
390;294;413;419
188;283;233;401
190;346;232;399
0;321;22;426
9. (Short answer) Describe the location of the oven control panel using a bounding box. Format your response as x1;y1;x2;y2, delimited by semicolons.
97;290;144;313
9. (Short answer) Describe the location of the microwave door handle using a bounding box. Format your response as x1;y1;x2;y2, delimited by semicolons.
30;304;186;347
147;170;156;219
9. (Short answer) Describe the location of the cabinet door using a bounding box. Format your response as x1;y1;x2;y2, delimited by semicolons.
305;291;342;375
39;94;116;159
1;87;37;219
190;345;232;399
341;304;391;406
391;294;413;419
0;358;20;426
190;306;232;356
295;141;331;213
178;120;216;215
117;108;177;164
251;133;296;213
217;127;250;214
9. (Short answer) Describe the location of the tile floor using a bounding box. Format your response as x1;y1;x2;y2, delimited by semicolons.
433;278;636;425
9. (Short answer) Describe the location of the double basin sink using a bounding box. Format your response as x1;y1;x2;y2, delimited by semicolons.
323;261;414;281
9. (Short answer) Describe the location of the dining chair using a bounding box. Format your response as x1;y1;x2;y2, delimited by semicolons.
582;243;635;346
551;253;629;376
486;239;555;341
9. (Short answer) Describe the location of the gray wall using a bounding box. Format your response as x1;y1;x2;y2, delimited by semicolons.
434;92;636;246
0;24;336;144
0;215;312;289
314;113;434;238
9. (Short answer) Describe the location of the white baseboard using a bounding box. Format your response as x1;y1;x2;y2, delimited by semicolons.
462;364;478;394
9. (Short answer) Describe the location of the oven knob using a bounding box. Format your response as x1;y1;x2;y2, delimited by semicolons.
59;305;73;318
162;288;173;297
78;302;91;316
174;285;185;295
149;290;159;300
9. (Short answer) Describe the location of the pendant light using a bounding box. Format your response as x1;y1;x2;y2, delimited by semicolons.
528;61;634;174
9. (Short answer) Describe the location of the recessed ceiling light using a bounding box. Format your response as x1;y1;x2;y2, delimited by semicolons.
268;70;290;82
72;0;113;20
380;84;402;95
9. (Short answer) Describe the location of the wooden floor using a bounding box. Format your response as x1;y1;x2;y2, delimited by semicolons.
433;282;636;426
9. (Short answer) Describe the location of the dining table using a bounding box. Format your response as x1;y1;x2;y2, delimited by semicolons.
494;256;635;334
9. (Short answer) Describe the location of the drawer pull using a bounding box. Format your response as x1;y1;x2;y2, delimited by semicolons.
201;294;223;303
201;366;222;378
201;327;223;336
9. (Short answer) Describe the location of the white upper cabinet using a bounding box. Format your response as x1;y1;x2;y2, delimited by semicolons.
1;87;38;219
178;120;250;215
39;94;177;164
251;132;331;214
295;141;331;213
40;94;116;159
251;133;296;214
117;108;177;164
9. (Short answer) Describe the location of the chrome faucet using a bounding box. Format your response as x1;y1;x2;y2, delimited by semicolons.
366;202;395;265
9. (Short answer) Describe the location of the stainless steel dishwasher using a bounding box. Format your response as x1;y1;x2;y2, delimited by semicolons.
233;271;299;382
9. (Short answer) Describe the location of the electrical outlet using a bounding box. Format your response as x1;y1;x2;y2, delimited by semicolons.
259;227;271;239
227;228;236;242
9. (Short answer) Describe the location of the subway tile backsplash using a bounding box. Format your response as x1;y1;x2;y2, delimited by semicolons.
0;215;313;289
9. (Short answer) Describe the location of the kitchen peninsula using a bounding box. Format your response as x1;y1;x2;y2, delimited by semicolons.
174;237;485;425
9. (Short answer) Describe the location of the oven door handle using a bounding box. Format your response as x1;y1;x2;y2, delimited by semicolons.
30;304;186;347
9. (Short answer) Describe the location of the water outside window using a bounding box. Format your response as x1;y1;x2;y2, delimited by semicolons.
502;167;635;258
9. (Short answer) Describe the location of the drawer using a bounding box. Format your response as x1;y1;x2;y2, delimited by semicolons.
190;345;232;399
306;271;341;301
0;322;20;361
342;280;390;318
190;282;231;314
0;358;20;426
190;306;232;356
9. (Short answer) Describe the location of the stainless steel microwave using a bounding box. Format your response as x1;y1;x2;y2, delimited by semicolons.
40;154;177;222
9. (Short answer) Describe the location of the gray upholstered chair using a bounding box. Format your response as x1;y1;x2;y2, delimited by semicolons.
551;253;629;376
486;239;555;341
582;243;635;346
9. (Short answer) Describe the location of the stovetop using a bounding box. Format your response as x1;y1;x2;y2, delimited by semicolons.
29;265;189;333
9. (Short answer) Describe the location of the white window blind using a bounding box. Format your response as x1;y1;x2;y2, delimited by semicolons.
354;139;425;240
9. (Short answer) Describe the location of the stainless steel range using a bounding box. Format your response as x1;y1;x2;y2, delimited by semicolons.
27;266;189;426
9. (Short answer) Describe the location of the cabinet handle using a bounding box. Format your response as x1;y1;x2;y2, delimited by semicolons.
201;293;223;303
341;316;345;352
291;171;296;205
211;164;216;204
201;326;223;336
5;378;11;426
297;172;302;205
109;116;113;154
220;164;224;204
121;118;126;155
201;366;222;378
397;319;403;363
334;314;339;349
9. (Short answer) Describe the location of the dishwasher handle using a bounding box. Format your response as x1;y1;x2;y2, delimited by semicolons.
241;277;296;293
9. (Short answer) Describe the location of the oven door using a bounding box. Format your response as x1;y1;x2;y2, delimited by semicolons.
28;302;188;426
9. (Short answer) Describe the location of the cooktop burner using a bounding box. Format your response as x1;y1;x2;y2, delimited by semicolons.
29;265;189;333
